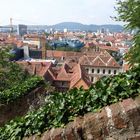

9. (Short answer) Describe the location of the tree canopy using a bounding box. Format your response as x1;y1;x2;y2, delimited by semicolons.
116;0;140;66
0;48;28;91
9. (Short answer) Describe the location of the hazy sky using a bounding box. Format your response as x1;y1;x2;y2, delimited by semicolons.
0;0;121;25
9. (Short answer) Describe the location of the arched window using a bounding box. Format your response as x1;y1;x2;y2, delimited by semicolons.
108;70;111;74
103;69;105;74
91;77;94;82
114;70;117;74
86;68;89;73
92;69;94;73
97;69;100;74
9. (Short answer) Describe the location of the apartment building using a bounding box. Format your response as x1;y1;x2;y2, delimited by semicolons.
78;49;122;83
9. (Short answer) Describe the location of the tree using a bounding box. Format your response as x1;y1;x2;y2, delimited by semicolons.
116;0;140;66
0;48;28;91
106;42;112;46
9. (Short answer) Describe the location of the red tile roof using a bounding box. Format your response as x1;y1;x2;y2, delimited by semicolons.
17;61;52;77
99;45;119;52
70;64;91;88
17;60;91;90
79;53;121;68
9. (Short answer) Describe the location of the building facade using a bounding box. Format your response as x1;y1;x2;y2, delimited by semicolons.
17;24;27;36
79;50;122;83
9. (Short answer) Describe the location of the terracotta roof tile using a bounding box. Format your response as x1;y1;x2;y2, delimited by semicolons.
17;61;52;77
107;57;121;68
79;53;121;68
70;64;91;89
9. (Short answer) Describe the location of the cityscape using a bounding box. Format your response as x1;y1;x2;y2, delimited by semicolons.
0;0;140;139
0;21;132;91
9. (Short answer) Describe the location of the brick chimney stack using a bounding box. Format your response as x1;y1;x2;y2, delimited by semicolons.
40;36;47;59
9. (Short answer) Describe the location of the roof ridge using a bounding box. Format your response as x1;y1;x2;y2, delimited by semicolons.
48;69;56;80
92;55;99;64
98;56;106;66
106;57;112;65
70;64;81;88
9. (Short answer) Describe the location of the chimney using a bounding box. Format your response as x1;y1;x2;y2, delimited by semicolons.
40;36;46;59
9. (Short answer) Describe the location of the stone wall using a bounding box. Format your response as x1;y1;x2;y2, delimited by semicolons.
0;86;45;126
23;95;140;140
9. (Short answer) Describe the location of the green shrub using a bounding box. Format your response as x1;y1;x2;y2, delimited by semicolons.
0;66;140;140
0;76;44;104
0;48;29;91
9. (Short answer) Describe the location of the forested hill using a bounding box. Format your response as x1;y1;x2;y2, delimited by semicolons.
48;22;123;32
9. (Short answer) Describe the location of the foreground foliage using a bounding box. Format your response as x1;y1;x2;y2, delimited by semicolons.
0;66;140;140
116;0;140;66
0;76;44;104
0;48;28;91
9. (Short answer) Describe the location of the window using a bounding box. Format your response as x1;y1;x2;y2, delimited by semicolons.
114;70;117;75
103;69;105;74
86;68;89;73
108;70;111;74
97;69;100;74
92;69;94;73
91;77;94;82
61;81;65;86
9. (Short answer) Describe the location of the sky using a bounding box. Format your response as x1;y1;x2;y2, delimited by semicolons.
0;0;121;25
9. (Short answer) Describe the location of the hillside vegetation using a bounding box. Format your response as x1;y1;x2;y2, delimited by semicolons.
0;48;28;91
0;48;45;105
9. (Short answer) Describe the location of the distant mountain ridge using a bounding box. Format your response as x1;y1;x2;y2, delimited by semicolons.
47;22;123;32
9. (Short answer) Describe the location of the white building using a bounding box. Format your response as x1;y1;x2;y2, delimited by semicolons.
79;49;122;83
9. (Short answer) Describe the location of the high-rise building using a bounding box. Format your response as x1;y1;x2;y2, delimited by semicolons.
17;24;27;36
101;27;105;33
